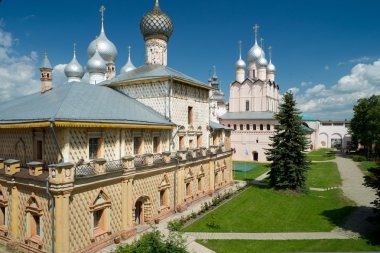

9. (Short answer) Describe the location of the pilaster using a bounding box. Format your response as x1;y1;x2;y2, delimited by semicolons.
9;183;19;240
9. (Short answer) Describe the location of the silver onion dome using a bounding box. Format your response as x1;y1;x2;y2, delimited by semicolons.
87;6;118;63
87;48;107;74
140;0;174;42
257;56;268;68
64;46;84;78
267;61;276;72
120;46;136;74
247;42;263;63
236;40;246;69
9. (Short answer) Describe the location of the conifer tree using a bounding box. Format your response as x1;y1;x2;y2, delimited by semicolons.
266;92;310;191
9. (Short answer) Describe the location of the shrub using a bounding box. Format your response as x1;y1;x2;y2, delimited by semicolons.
352;155;366;162
191;212;197;219
206;214;220;229
167;219;183;232
113;228;188;253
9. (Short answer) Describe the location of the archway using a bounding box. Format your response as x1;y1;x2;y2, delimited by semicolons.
134;196;151;225
318;133;328;148
331;133;342;149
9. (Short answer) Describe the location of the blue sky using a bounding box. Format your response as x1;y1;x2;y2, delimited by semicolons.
0;0;380;120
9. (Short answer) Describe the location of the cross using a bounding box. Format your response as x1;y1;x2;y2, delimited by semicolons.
260;37;264;49
128;46;132;59
155;0;159;7
238;40;242;59
73;43;77;57
253;24;260;42
100;5;106;20
213;65;217;77
268;46;272;61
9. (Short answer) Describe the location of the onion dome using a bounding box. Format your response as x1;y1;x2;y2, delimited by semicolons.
64;45;84;78
247;42;263;63
87;47;107;74
235;41;246;69
140;0;174;42
120;46;136;74
267;46;276;72
257;56;268;68
87;5;118;63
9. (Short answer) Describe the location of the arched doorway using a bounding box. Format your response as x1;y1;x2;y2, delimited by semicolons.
134;196;151;225
252;151;258;161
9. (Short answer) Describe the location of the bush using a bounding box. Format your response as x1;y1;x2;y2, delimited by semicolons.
206;214;220;229
167;219;183;232
352;155;366;162
113;228;188;253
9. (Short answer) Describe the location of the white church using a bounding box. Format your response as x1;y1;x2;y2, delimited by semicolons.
211;25;352;162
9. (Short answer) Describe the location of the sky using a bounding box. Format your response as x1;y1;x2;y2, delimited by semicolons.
0;0;380;120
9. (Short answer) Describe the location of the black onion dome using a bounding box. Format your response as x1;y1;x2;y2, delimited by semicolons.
140;1;174;42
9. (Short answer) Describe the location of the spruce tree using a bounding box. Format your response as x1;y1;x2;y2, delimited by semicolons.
265;92;310;191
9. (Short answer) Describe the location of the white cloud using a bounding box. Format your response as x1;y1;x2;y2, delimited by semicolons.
297;59;380;120
52;64;67;87
288;87;299;94
301;81;312;87
324;65;330;71
338;56;373;66
0;27;40;103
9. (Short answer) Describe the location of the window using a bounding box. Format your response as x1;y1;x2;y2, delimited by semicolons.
133;137;142;155
30;215;40;237
179;136;185;149
0;207;5;227
26;194;43;242
246;100;249;111
267;124;270;130
188;106;193;125
159;176;170;208
260;124;263;130
186;183;191;196
153;136;160;153
233;124;237;130
90;191;111;238
198;178;202;192
189;139;194;149
227;124;231;127
36;140;43;160
240;124;243;130
253;124;257;130
159;189;168;206
89;138;101;159
197;135;202;147
246;124;250;130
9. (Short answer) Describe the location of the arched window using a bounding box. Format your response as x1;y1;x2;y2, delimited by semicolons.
197;166;205;193
246;124;250;130
260;124;264;130
158;175;170;208
267;124;270;130
253;124;257;130
90;190;111;238
233;124;237;130
184;170;194;198
246;100;249;111
26;193;43;242
240;124;243;130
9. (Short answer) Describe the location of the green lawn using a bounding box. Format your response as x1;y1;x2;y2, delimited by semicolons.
359;160;379;175
197;239;380;253
183;187;355;233
307;148;335;161
307;162;341;188
233;162;269;181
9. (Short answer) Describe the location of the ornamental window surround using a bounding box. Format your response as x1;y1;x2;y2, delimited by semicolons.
33;132;44;161
90;190;111;239
133;136;143;155
197;166;205;193
158;175;170;208
0;186;8;231
25;193;44;244
88;132;103;160
184;170;194;198
153;136;160;153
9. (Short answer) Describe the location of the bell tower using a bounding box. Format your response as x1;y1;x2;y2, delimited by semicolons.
40;49;53;93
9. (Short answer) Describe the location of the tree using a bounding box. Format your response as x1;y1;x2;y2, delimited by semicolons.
364;167;380;217
265;92;310;191
350;95;380;158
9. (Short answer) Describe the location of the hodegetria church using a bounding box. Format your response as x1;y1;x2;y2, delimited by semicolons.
0;1;233;252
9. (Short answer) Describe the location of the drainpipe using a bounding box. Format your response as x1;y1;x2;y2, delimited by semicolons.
50;121;64;163
173;157;179;213
46;178;55;253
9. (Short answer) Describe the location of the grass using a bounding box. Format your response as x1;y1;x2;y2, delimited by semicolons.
197;239;380;253
307;148;335;161
182;187;355;233
359;160;379;175
307;162;341;188
233;162;269;181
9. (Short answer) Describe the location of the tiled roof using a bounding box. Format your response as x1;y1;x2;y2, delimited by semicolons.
219;111;275;120
0;82;174;126
209;121;233;130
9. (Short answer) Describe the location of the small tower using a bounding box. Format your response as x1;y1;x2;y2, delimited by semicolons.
235;40;246;83
40;49;53;93
140;0;174;66
211;65;220;90
120;46;136;74
267;46;276;81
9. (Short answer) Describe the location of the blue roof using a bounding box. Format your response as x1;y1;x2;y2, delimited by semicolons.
102;64;210;89
302;114;318;121
209;121;233;130
0;82;174;126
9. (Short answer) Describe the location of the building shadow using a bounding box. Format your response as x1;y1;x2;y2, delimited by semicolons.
322;206;380;245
